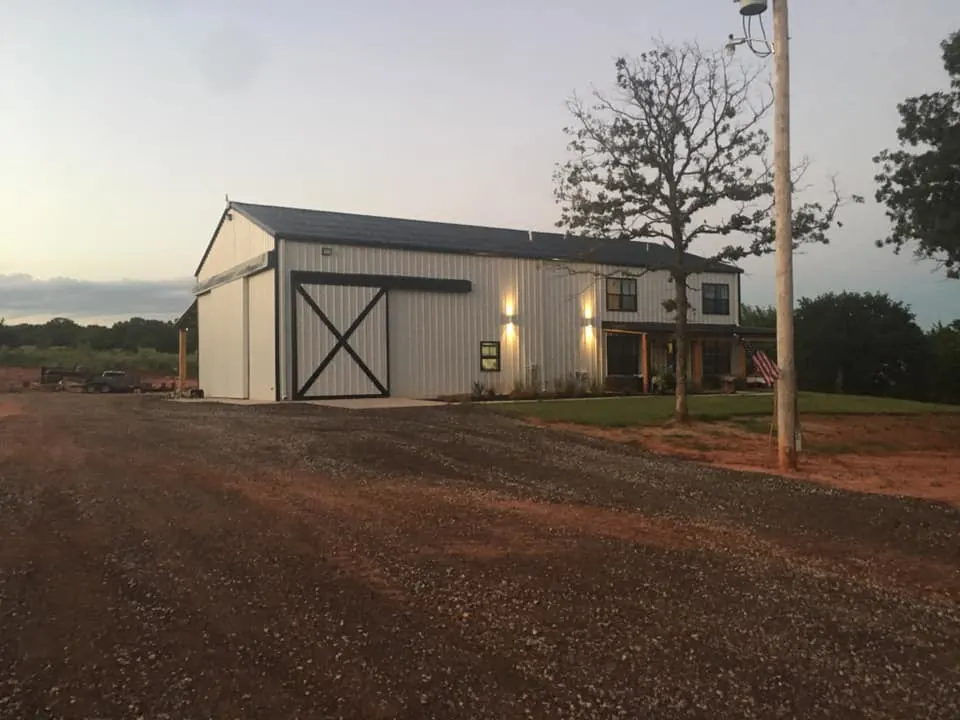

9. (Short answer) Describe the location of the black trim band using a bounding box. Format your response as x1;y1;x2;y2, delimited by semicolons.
289;270;470;294
194;250;277;295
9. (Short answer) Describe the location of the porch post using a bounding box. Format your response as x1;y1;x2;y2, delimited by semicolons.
738;343;748;378
692;339;703;391
641;333;649;393
178;328;187;396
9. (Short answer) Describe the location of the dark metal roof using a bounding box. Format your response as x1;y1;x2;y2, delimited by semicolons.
224;201;741;275
174;299;198;330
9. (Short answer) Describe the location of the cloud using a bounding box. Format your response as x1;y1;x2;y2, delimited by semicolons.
0;274;193;325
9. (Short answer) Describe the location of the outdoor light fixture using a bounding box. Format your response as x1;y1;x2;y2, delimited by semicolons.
502;298;517;326
725;0;773;58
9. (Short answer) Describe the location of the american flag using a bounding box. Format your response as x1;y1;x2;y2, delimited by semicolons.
735;335;781;386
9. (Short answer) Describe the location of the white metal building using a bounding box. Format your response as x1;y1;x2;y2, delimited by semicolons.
185;201;766;401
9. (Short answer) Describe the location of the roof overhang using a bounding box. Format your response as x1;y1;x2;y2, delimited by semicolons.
174;299;198;331
602;321;775;338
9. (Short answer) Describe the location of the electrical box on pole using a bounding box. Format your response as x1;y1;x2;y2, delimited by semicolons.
739;0;768;16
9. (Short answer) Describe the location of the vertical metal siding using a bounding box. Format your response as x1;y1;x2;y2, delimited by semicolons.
197;277;246;398
246;270;276;401
278;242;737;398
198;212;274;281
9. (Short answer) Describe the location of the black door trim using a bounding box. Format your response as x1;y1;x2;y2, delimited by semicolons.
293;284;388;400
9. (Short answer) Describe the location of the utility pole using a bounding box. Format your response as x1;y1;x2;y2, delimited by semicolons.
772;0;797;471
726;0;798;471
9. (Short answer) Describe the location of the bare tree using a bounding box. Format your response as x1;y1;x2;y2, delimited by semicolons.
554;39;861;422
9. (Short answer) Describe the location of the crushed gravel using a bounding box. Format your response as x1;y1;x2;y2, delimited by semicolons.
0;393;957;719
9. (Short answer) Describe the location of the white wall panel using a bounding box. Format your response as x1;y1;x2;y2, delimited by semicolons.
246;270;276;401
198;278;246;398
198;212;274;281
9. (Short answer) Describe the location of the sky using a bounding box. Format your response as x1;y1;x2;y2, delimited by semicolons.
1;0;958;328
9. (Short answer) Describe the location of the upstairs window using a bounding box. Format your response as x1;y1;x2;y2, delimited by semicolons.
702;283;730;315
605;277;638;312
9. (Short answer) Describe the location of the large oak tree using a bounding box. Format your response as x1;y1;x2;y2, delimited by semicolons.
874;30;960;279
554;40;858;421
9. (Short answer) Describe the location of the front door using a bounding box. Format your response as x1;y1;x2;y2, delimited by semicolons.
292;282;389;400
606;333;640;376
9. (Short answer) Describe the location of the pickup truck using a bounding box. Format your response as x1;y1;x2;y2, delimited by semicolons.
82;370;143;394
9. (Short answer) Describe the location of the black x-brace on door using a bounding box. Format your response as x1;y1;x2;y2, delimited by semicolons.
291;281;389;400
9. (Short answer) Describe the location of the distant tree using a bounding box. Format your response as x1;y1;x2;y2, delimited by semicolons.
554;40;860;421
927;319;960;404
740;303;776;329
794;292;931;399
0;316;193;355
44;318;83;348
873;30;960;279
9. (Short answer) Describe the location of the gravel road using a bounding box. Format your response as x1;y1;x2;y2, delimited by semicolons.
0;394;957;719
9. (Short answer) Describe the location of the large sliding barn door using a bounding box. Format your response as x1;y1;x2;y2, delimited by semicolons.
292;281;389;399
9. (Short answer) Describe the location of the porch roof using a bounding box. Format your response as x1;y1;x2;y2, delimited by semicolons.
602;321;775;340
174;299;198;331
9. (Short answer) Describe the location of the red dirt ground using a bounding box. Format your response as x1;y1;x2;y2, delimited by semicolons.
0;365;194;392
0;395;957;718
535;414;960;506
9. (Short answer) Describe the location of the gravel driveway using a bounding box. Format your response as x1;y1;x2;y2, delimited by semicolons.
0;394;957;719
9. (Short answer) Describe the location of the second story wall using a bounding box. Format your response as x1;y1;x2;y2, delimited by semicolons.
594;266;740;326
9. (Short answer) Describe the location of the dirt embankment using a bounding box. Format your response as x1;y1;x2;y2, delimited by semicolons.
536;414;960;506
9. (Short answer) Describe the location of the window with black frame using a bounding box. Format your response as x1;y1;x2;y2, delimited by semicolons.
702;283;730;315
480;341;501;372
605;277;638;312
702;339;732;377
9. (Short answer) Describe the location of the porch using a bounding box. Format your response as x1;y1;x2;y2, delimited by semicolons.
602;321;776;394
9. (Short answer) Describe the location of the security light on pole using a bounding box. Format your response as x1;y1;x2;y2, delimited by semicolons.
727;0;799;472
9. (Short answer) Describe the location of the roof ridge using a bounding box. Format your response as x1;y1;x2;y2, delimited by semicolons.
231;200;595;242
223;200;740;274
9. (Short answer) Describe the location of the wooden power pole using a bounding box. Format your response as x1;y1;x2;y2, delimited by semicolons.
772;0;798;471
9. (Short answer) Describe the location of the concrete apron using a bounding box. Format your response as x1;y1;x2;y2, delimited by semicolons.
172;397;447;410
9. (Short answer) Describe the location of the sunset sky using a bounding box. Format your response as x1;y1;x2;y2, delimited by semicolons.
1;0;957;326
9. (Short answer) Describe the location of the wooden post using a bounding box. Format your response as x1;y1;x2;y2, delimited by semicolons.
769;381;777;446
738;344;748;378
691;340;702;391
178;328;187;397
641;333;649;393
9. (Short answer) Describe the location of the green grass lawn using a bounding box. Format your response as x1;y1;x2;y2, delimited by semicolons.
493;392;960;427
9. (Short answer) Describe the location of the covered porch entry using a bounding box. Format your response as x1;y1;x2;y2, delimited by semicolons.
602;322;775;393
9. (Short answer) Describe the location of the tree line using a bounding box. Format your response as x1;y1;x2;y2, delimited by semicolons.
742;292;960;405
0;317;197;356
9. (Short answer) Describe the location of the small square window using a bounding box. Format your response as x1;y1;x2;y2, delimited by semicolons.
702;283;730;315
480;341;501;372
